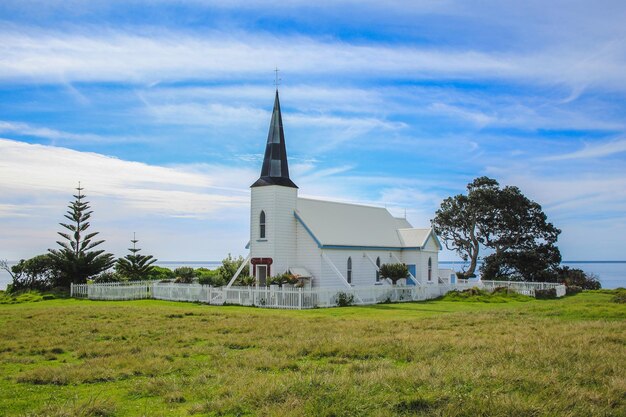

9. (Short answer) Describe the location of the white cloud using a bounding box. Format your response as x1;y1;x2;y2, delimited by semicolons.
0;138;250;217
545;137;626;160
0;120;151;145
1;27;625;92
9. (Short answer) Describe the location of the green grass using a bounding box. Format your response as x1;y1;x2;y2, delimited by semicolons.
0;293;624;416
439;287;534;303
0;289;68;304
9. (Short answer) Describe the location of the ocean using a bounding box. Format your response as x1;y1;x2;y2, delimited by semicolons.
0;261;624;291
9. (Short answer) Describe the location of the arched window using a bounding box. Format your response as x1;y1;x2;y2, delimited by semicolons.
259;210;266;239
376;256;381;282
428;257;432;281
347;257;352;284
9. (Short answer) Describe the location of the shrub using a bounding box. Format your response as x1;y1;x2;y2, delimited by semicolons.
535;288;557;299
216;254;249;283
379;263;409;285
336;292;354;307
197;268;226;286
147;266;175;281
556;266;601;290
173;267;196;283
267;275;282;286
235;275;255;286
93;272;124;283
612;289;626;304
5;255;58;292
440;287;533;303
566;285;582;296
267;272;299;286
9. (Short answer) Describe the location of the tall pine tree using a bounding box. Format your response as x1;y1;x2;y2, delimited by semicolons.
48;184;114;287
116;233;157;280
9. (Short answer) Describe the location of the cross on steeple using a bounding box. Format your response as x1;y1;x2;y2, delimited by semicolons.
274;67;281;89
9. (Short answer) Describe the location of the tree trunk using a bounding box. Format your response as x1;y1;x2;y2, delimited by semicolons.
463;223;480;278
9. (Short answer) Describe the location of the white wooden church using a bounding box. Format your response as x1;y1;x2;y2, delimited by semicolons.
245;91;448;289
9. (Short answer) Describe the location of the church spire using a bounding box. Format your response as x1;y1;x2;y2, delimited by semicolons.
251;90;298;188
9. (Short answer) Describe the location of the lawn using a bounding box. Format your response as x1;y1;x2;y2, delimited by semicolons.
0;292;624;416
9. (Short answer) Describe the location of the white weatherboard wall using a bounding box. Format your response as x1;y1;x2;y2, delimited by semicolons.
319;249;404;288
250;185;297;277
295;221;322;282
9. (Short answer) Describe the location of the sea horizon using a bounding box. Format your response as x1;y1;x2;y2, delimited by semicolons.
1;260;624;290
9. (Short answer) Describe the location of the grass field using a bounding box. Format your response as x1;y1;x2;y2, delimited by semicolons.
0;292;624;416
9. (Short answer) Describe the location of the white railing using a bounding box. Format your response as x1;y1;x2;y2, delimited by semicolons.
481;280;566;297
71;278;566;307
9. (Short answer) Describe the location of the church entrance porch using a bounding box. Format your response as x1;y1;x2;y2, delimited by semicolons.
251;257;273;286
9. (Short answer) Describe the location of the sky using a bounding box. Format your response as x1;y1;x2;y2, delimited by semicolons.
1;0;625;262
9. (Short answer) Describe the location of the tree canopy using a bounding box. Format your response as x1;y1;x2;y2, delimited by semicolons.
432;177;561;281
379;263;410;285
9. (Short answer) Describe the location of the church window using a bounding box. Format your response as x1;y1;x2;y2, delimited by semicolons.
428;257;432;281
259;210;266;239
347;257;352;284
376;256;381;282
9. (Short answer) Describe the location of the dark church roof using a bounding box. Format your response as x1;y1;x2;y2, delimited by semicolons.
251;90;298;189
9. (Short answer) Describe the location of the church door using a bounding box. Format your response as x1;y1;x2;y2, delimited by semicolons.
407;264;416;286
256;265;268;287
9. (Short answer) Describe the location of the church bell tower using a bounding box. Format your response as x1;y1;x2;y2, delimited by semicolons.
249;90;298;285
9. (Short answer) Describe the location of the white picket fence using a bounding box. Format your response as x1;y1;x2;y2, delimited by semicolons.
481;280;566;297
71;279;565;309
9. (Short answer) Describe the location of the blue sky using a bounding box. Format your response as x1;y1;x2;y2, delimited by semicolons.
1;1;625;262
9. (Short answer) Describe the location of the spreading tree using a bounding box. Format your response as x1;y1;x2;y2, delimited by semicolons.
431;177;500;278
48;184;115;287
479;185;561;281
115;233;157;280
432;177;561;281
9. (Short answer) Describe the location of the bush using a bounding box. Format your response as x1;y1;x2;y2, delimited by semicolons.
535;288;557;299
147;266;175;281
197;268;226;286
556;266;601;290
267;275;282;286
440;287;533;303
336;292;354;307
566;285;582;296
173;267;196;283
612;288;626;304
5;255;58;293
379;263;409;285
217;254;249;283
93;272;124;283
267;272;299;287
235;275;255;286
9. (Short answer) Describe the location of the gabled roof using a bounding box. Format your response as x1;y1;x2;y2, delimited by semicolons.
295;198;437;249
251;90;298;189
397;228;442;250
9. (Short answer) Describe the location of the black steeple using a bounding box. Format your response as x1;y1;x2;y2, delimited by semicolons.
251;90;298;188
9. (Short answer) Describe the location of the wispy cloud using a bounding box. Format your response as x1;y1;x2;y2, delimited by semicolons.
1;27;625;92
545;137;626;160
0;120;144;145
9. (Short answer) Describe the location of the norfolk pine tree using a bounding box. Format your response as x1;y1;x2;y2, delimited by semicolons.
116;233;157;280
48;184;115;287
